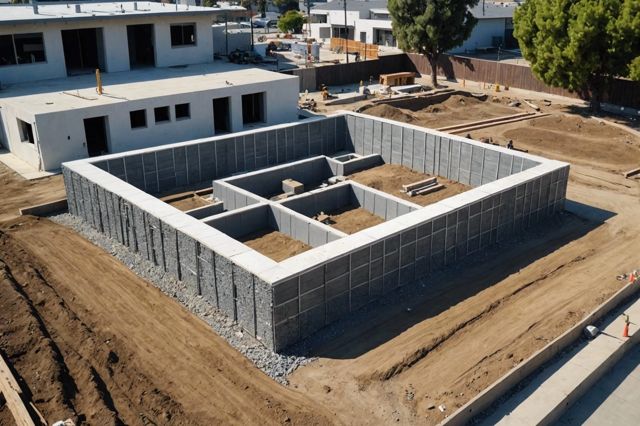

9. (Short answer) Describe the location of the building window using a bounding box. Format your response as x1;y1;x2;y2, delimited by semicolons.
0;33;46;66
130;109;147;129
17;119;34;144
154;106;171;123
175;103;190;120
242;93;265;125
170;24;196;47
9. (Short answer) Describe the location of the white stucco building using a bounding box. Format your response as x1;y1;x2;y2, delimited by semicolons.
0;2;299;172
309;1;519;51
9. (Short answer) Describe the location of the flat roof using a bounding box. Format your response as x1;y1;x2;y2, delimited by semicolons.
0;1;245;25
0;62;296;114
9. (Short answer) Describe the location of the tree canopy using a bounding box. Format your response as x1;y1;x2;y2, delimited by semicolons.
388;0;479;87
273;0;300;13
278;10;305;34
514;0;640;111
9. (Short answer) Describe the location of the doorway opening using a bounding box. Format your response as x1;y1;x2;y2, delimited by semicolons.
213;97;231;134
61;28;105;75
127;24;155;68
84;116;109;157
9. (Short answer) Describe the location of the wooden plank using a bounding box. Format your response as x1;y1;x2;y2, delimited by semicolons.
402;177;437;192
624;167;640;178
0;354;36;426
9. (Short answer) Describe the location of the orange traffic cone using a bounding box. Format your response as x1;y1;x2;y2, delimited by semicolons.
623;322;630;338
629;272;636;283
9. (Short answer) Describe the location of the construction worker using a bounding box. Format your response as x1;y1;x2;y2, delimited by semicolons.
507;139;514;150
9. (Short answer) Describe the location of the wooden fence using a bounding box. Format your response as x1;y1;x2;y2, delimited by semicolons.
284;52;640;109
329;38;379;59
287;54;409;91
406;53;640;109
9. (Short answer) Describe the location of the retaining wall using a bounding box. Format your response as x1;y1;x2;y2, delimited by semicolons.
62;112;569;352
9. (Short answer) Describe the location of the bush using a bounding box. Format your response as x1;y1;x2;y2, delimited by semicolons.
278;10;304;34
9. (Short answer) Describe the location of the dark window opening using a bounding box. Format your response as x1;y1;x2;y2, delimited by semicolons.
61;28;105;75
127;24;155;68
0;33;46;66
130;109;147;128
242;93;264;125
170;24;196;47
84;116;109;157
17;119;34;144
213;97;230;133
175;103;190;120
154;106;171;123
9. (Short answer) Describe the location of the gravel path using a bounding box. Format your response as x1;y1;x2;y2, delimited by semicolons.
50;213;310;384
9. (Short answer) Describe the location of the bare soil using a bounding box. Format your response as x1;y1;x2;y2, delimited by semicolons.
0;216;332;425
324;205;385;234
362;94;522;129
0;163;65;223
468;114;640;171
349;164;470;206
240;229;312;262
165;194;211;211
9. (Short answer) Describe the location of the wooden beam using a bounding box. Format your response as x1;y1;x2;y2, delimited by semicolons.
0;354;36;426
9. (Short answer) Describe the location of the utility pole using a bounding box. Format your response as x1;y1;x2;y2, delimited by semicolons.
225;12;229;56
249;5;255;51
343;0;348;63
306;0;313;39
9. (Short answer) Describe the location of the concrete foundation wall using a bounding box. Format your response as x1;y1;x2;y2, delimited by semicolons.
270;163;569;350
280;181;419;221
63;112;569;352
344;113;539;186
92;116;346;195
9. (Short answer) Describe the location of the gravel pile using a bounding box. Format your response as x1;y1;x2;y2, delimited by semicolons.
50;213;310;384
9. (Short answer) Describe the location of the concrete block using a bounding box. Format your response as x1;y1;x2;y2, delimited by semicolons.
384;250;399;274
299;304;325;338
439;137;450;178
214;253;235;319
274;317;299;351
351;282;369;310
383;270;399;292
326;273;349;299
254;278;274;348
326;291;349;320
351;264;369;288
300;267;324;293
381;122;392;163
325;255;350;281
300;286;324;312
402;127;414;168
273;276;298;305
274;297;298;325
400;242;416;267
233;265;257;335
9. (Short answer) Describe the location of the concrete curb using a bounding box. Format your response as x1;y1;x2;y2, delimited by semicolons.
440;278;640;426
19;198;68;217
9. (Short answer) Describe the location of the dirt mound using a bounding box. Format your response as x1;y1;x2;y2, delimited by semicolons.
440;94;484;109
502;114;640;169
364;104;416;122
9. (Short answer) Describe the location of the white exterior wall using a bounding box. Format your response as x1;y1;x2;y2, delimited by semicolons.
0;26;67;84
452;18;506;53
0;105;40;168
4;76;298;170
354;19;393;45
0;15;217;85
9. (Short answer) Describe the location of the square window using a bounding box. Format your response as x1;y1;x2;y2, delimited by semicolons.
242;92;265;125
14;33;46;64
130;109;147;129
0;35;17;66
17;119;34;144
170;24;196;47
175;103;190;120
154;106;170;123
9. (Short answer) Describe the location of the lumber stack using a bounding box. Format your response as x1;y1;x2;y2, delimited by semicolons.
402;177;444;197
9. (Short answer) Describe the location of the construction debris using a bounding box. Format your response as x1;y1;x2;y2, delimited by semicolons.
522;99;541;111
401;177;444;197
282;179;304;195
623;167;640;179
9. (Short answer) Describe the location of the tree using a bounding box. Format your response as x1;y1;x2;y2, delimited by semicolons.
514;0;640;112
278;10;305;34
273;0;299;13
388;0;479;87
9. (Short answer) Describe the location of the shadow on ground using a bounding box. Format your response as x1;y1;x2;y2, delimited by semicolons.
284;201;615;359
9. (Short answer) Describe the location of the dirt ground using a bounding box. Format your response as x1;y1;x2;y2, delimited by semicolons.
0;164;65;223
240;229;312;262
162;193;212;211
1;84;640;425
361;93;522;129
349;164;470;206
0;216;332;425
324;205;385;234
